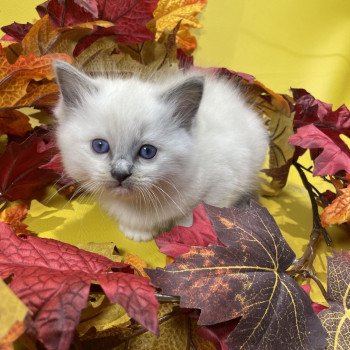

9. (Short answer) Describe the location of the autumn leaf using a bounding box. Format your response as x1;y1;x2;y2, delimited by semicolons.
148;202;327;350
0;204;31;235
0;46;73;110
292;88;350;137
124;254;148;277
21;15;93;57
321;185;350;227
0;321;26;350
300;284;328;315
0;130;61;202
152;0;207;54
289;124;350;176
0;279;28;345
155;203;222;258
40;0;159;55
318;252;350;349
0;222;159;350
0;110;32;136
1;22;33;42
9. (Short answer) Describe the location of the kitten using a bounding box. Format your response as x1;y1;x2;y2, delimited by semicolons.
53;61;269;241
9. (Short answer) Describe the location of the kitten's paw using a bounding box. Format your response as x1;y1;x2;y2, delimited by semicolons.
119;224;157;242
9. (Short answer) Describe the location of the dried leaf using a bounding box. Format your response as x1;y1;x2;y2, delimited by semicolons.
0;321;26;350
321;185;350;227
0;130;59;202
0;110;32;136
152;0;207;54
0;204;31;235
289;124;350;176
318;252;350;349
0;46;72;110
0;222;159;350
155;203;222;258
148;202;327;350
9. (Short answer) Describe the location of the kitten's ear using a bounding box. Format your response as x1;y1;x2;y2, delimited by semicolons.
54;60;97;108
163;76;204;128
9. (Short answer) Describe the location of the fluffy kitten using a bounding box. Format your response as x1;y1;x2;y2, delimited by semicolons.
54;61;269;241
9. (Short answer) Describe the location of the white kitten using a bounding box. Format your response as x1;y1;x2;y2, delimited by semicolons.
53;61;269;241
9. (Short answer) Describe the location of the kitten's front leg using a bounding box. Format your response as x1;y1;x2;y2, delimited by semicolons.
119;223;158;242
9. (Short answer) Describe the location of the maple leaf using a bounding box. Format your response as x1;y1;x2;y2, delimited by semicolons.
22;15;93;57
0;46;73;110
152;0;207;54
148;202;327;350
0;110;32;137
0;130;60;202
289;124;350;176
318;252;350;349
155;203;222;258
292;88;350;137
1;22;33;42
0;222;159;350
321;185;350;227
38;0;158;54
300;285;328;315
0;204;31;235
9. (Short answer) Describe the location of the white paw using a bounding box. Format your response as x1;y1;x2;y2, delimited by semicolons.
119;224;157;242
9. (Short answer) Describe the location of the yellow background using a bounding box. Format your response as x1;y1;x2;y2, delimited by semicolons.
1;0;350;304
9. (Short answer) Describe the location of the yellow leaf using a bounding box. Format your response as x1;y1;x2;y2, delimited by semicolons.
76;242;122;262
0;280;28;341
152;0;207;53
321;185;350;227
78;296;131;338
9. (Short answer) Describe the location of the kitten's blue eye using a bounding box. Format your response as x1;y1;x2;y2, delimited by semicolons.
91;139;110;154
139;144;157;159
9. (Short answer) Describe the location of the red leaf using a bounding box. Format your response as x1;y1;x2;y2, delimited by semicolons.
300;285;327;315
292;88;350;137
0;223;159;350
0;130;59;202
289;124;350;176
1;22;33;42
39;0;95;27
197;319;240;350
38;0;157;55
155;203;222;258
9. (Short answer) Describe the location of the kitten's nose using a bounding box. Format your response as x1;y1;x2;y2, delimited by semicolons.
111;170;132;183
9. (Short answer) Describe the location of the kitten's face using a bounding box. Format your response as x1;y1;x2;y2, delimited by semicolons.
54;62;203;199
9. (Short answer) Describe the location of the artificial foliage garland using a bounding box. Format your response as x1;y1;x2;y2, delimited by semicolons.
0;0;350;349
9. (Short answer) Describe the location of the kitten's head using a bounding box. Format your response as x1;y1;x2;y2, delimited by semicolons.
53;61;204;200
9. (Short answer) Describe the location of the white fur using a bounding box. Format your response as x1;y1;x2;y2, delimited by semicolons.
54;63;269;241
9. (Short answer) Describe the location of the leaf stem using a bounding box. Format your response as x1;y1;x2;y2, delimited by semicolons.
293;162;331;245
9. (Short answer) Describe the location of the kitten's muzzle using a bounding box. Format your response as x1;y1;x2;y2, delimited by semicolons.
111;169;132;183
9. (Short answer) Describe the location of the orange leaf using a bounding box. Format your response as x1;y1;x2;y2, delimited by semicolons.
0;321;26;350
153;0;207;54
0;110;32;136
0;46;72;109
124;254;149;277
321;185;350;227
0;204;31;235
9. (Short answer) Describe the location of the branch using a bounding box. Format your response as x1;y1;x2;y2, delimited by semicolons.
290;162;332;290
